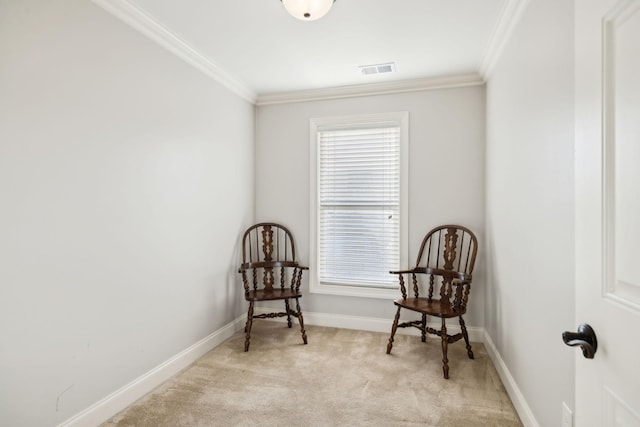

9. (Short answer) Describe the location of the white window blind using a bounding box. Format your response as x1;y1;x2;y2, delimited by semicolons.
318;125;400;288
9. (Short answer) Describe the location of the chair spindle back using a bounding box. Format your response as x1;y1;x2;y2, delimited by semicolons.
241;223;299;293
413;225;478;309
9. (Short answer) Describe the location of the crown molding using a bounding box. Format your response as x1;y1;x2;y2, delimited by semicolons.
92;0;257;103
255;74;485;106
92;0;522;105
479;0;531;79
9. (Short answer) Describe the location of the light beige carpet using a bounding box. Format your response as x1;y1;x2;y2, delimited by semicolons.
103;322;522;426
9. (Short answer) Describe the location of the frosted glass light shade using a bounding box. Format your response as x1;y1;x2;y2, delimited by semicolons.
281;0;335;21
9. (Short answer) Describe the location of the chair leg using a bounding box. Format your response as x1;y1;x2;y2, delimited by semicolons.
387;306;402;354
295;298;307;344
284;299;292;328
244;301;254;352
421;314;427;343
459;316;474;359
441;317;449;379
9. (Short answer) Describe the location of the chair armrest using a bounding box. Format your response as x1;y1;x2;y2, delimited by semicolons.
390;269;414;275
412;267;471;281
238;262;308;273
239;262;309;293
389;268;417;299
238;263;308;275
239;261;302;271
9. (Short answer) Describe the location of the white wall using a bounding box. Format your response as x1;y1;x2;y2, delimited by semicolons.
255;87;486;326
484;0;575;426
0;1;254;425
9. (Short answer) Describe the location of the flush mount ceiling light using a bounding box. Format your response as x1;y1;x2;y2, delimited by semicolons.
281;0;336;21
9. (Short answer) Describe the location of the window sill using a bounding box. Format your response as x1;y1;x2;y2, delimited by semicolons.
309;281;399;299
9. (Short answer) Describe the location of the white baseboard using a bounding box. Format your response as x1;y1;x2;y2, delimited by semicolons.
57;315;246;427
483;331;539;427
252;307;485;343
59;309;535;427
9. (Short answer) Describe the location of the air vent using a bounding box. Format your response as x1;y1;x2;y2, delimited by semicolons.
358;62;396;76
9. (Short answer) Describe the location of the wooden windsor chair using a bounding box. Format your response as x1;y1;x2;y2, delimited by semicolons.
238;223;308;351
386;225;478;379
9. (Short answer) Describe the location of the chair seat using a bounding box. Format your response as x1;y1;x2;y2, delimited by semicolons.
246;288;302;301
393;297;466;318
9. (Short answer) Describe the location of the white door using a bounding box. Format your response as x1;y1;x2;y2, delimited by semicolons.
574;0;640;425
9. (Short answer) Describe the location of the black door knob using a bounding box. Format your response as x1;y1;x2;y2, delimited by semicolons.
562;324;597;359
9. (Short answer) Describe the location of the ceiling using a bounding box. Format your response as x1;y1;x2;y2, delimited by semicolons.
98;0;521;101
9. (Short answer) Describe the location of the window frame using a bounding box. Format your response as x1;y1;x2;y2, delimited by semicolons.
309;112;409;299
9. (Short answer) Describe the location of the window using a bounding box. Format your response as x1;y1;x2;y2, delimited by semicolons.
310;112;408;298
